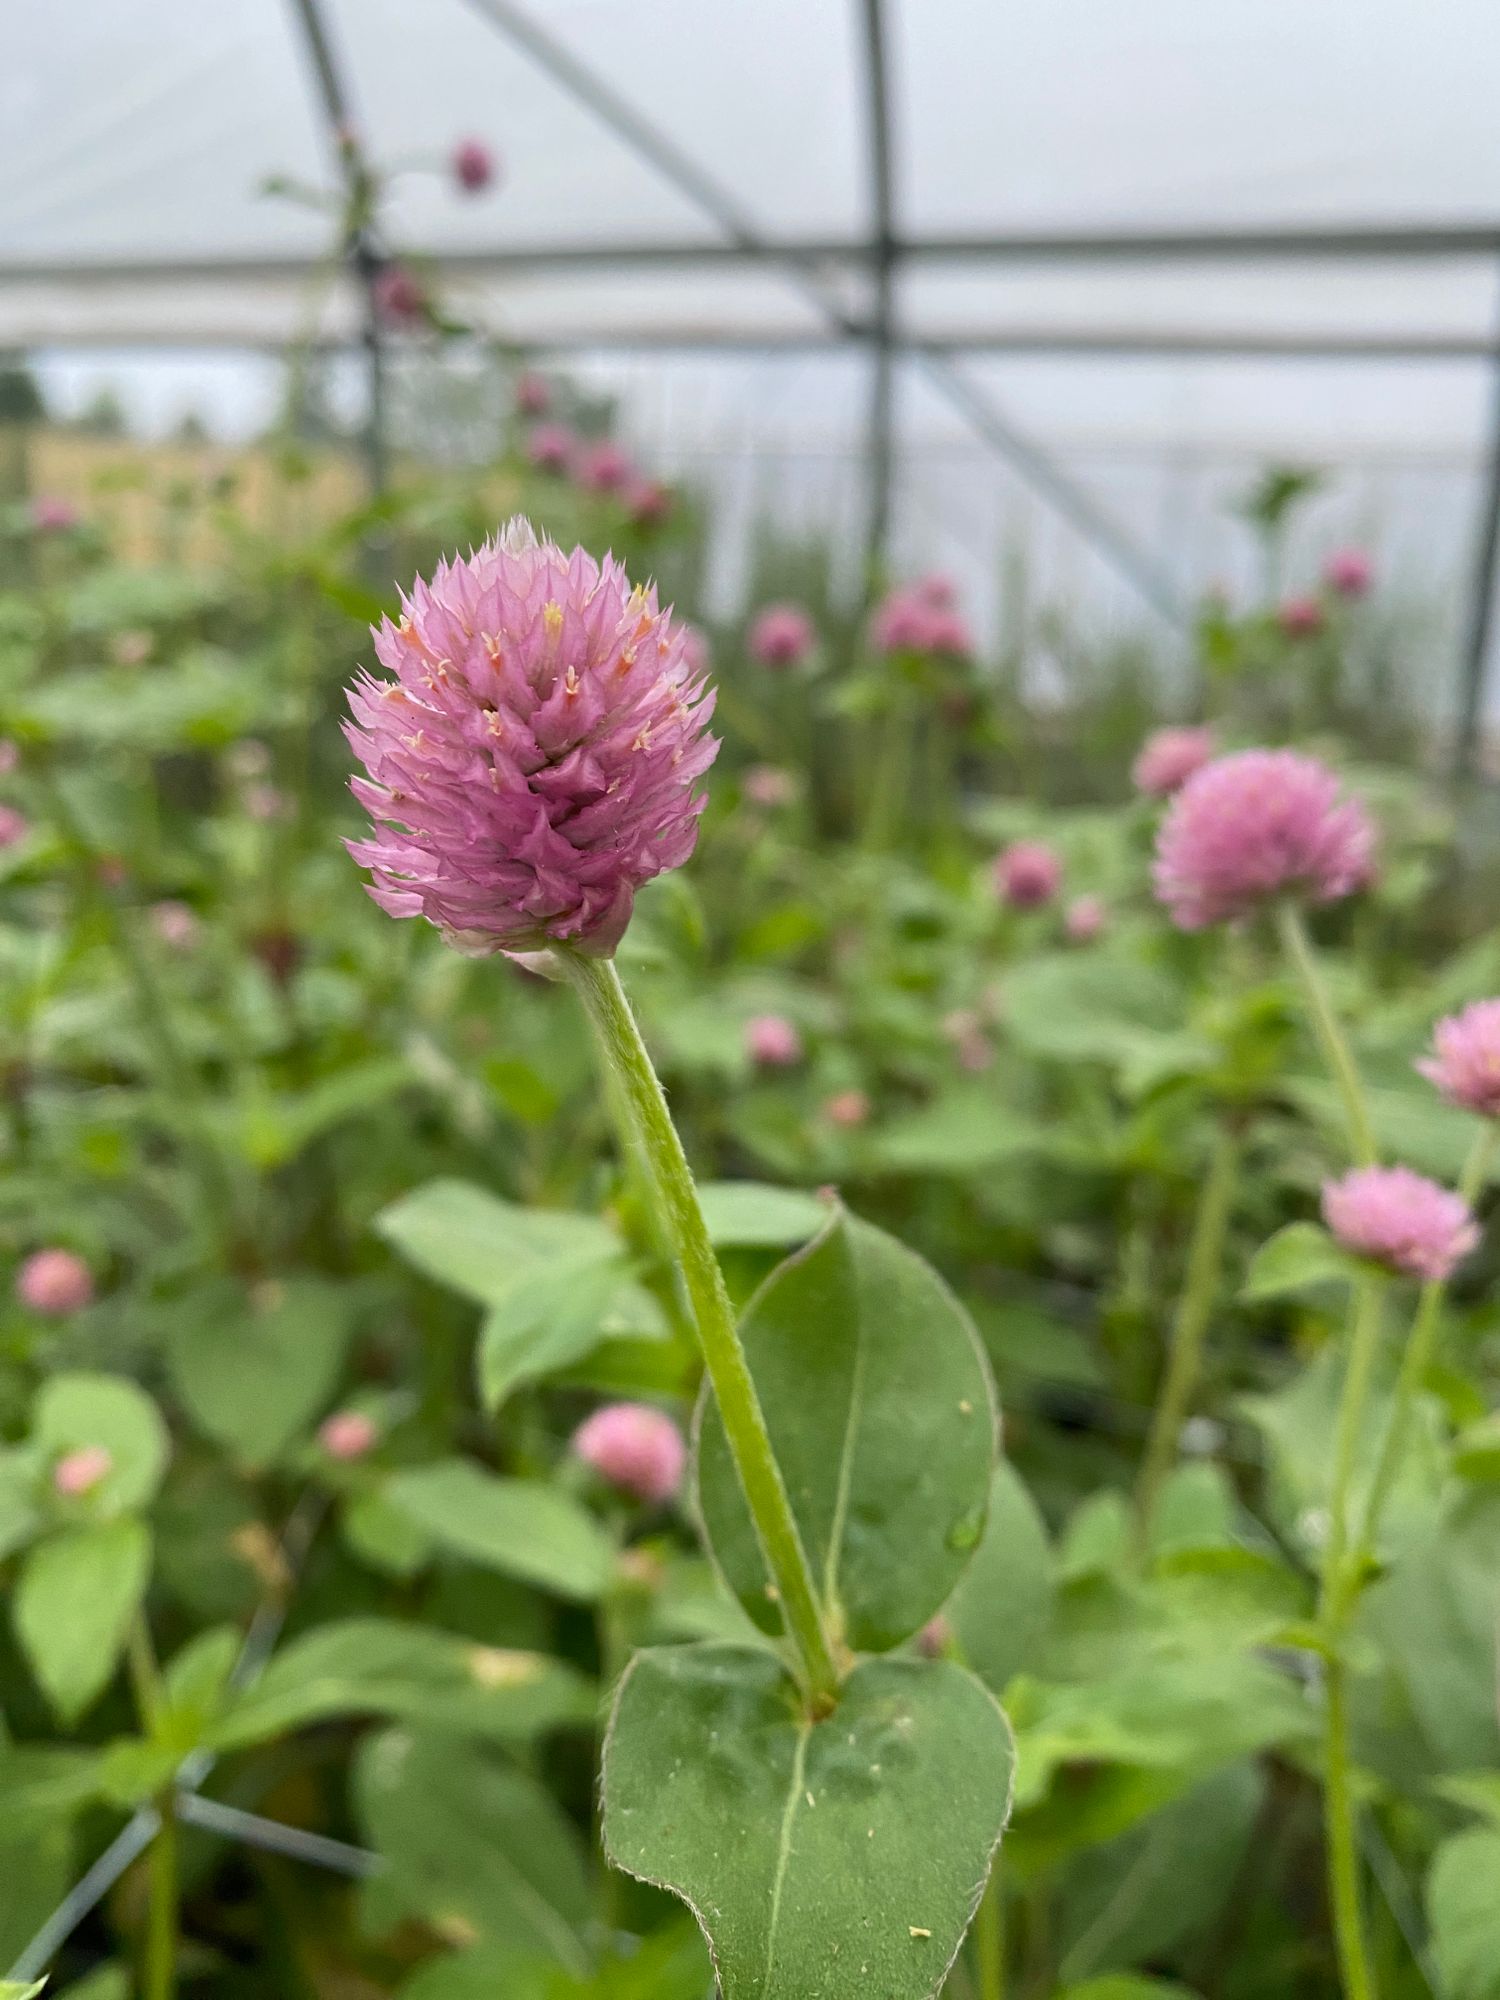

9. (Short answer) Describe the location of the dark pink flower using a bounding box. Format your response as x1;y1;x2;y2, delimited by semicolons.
451;137;497;193
526;423;576;474
1153;748;1375;930
747;603;816;668
625;478;672;529
319;1410;378;1460
994;840;1062;909
575;440;632;494
345;518;717;958
1322;1165;1478;1283
1132;725;1216;798
514;372;551;417
53;1445;112;1498
373;264;427;327
1278;595;1324;638
572;1402;684;1503
1065;894;1108;942
1323;547;1373;599
1418;999;1500;1117
17;1249;94;1316
746;1013;803;1068
870;584;973;660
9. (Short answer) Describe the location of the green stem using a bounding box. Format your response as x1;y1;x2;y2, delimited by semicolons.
1134;1121;1241;1546
973;1865;1005;2000
560;951;841;1712
1276;902;1377;1167
1324;1657;1374;2000
127;1616;178;2000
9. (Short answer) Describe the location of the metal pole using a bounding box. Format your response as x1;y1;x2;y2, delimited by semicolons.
284;0;388;494
857;0;898;589
1454;315;1500;775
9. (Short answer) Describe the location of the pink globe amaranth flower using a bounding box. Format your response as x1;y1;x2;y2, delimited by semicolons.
514;371;551;417
1278;594;1324;638
748;603;816;669
17;1249;94;1317
319;1410;378;1461
0;805;28;849
1321;1165;1479;1283
1324;547;1373;599
1065;894;1108;942
625;478;672;529
526;422;576;474
451;137;497;193
994;840;1062;909
0;738;18;776
572;1402;685;1504
150;899;200;950
575;439;632;495
1132;724;1216;798
373;263;427;327
32;495;79;534
823;1088;870;1129
746;1013;803;1068
1153;748;1376;931
1418;998;1500;1117
345;518;718;958
743;763;795;809
53;1445;112;1498
870;584;973;660
914;572;958;609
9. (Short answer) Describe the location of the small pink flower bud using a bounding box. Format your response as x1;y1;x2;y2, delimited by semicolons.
0;805;29;849
373;263;427;327
53;1445;112;1497
1278;594;1324;638
915;1613;952;1658
1065;895;1108;942
746;1014;803;1068
451;137;497;193
1323;547;1373;598
150;899;200;950
575;440;632;494
17;1249;94;1317
1132;725;1215;798
526;422;575;473
993;840;1062;909
1153;748;1375;931
32;496;79;534
823;1089;870;1129
624;478;672;529
747;604;816;669
514;371;551;417
1418;998;1500;1117
743;764;795;809
869;584;974;660
245;784;288;823
572;1402;685;1504
319;1410;378;1460
1321;1165;1478;1283
0;739;18;776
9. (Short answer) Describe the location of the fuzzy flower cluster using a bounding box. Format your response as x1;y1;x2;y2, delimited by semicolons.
1418;998;1500;1117
1132;725;1216;798
1322;1165;1478;1283
1323;547;1373;598
572;1402;685;1503
748;603;816;668
1153;748;1375;930
994;840;1063;909
451;138;497;193
746;1013;803;1068
870;575;973;660
522;426;670;528
16;1248;94;1316
345;519;718;957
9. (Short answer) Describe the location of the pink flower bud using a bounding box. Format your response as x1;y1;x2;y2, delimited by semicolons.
112;629;153;666
526;423;575;473
575;440;631;494
746;1013;803;1068
318;1410;378;1461
1278;595;1324;638
1132;725;1215;798
17;1249;94;1316
514;372;551;417
743;764;795;809
915;1613;952;1658
32;496;79;534
1323;547;1373;598
993;840;1062;909
0;739;18;777
1418;998;1500;1117
1064;895;1108;942
0;805;29;849
245;784;288;823
572;1402;685;1504
869;584;974;660
1321;1165;1478;1283
823;1089;870;1129
451;137;497;193
747;604;816;669
373;264;427;327
150;900;200;950
1153;748;1375;931
625;478;672;529
53;1445;112;1497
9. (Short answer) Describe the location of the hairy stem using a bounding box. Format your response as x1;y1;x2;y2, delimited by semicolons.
560;951;841;1711
1135;1120;1241;1545
1276;902;1377;1167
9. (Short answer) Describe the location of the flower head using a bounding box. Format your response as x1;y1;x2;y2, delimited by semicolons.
514;371;551;417
1321;1165;1478;1283
451;137;497;193
575;439;632;494
1065;894;1108;942
1418;999;1500;1117
319;1410;378;1461
747;603;816;669
150;899;200;950
823;1088;870;1129
374;264;427;327
53;1445;112;1498
625;478;672;529
1153;748;1375;930
31;495;79;534
994;840;1062;909
1278;594;1324;638
0;739;18;777
572;1402;684;1503
345;518;717;958
743;764;795;809
1324;547;1373;598
0;805;29;849
871;584;973;659
1133;725;1216;798
526;423;575;474
746;1013;803;1068
17;1249;94;1316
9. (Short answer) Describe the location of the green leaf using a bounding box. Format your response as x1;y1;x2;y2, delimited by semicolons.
0;1979;50;1998
0;1448;41;1560
166;1278;355;1469
696;1181;830;1248
356;1729;593;1975
602;1644;1013;2000
209;1618;594;1752
477;1261;639;1412
1054;1981;1201;2000
869;1094;1052;1176
947;1462;1055;1694
375;1179;620;1306
385;1462;614;1602
398;1924;709;1999
1428;1826;1500;2000
1434;1774;1500;1830
697;1210;996;1651
32;1373;169;1513
342;1487;438;1578
0;1745;103;1834
14;1518;152;1722
1241;1221;1366;1301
